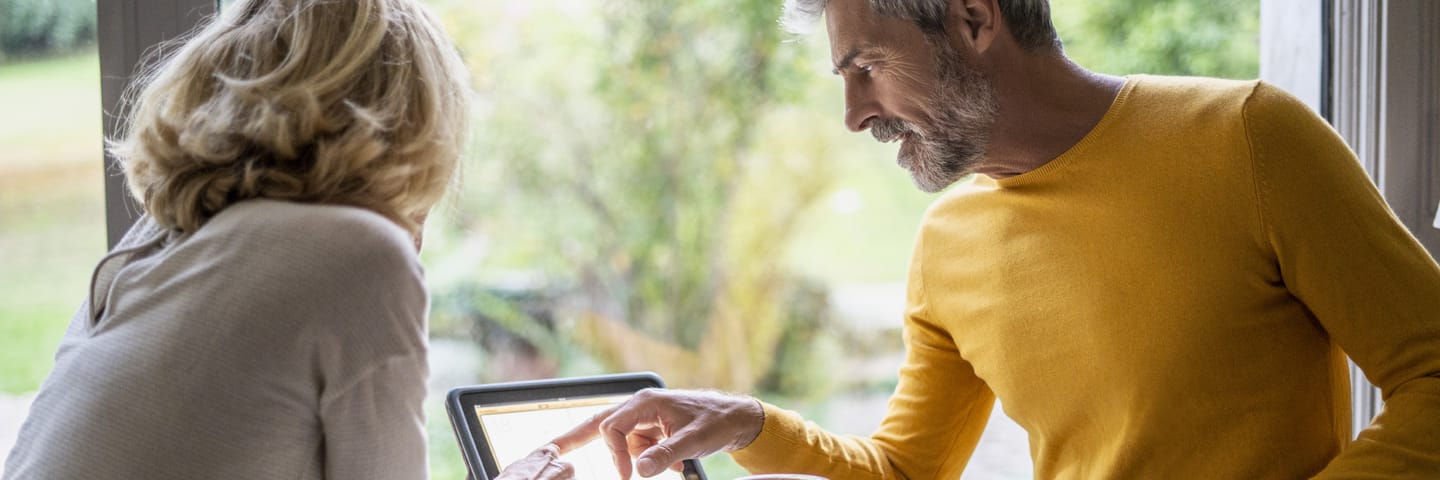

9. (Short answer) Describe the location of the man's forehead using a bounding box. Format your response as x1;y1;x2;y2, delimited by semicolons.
824;0;880;58
825;0;914;63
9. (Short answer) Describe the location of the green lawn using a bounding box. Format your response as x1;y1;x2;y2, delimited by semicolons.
0;51;106;394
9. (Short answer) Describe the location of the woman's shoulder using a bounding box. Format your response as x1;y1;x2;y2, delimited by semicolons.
177;200;424;301
205;200;415;264
180;200;427;328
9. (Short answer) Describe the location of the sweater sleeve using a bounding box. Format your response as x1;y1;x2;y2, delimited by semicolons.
1243;82;1440;477
320;353;430;480
298;210;431;480
729;225;995;479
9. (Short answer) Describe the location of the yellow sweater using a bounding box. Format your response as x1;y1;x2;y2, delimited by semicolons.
730;76;1440;478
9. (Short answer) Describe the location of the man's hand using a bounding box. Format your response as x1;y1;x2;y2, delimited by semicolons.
558;388;765;479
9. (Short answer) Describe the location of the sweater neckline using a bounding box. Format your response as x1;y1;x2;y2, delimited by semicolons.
992;75;1139;189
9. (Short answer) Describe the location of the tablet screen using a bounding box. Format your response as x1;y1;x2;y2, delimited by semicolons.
477;394;688;480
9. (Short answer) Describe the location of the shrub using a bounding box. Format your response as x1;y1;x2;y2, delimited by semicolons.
0;0;96;60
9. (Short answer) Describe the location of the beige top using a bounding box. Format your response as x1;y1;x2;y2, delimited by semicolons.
4;199;430;479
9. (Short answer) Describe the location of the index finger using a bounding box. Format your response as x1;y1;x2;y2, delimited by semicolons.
551;404;618;454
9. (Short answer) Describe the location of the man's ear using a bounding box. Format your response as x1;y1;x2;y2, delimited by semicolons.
944;0;999;54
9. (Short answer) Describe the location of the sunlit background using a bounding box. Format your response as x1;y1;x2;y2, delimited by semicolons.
0;0;1258;478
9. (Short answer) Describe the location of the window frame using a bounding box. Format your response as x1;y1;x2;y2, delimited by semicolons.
1327;0;1440;434
99;0;215;247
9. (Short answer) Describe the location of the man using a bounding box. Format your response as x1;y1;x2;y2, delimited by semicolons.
563;0;1440;478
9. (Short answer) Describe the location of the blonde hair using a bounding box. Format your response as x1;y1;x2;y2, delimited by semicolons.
111;0;470;236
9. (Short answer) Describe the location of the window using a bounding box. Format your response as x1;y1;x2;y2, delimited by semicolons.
416;0;1264;477
8;0;1438;479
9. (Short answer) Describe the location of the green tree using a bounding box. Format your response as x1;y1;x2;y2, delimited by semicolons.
428;0;832;392
1053;0;1260;79
0;0;96;61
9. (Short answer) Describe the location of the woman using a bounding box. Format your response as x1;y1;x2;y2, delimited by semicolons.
3;0;573;478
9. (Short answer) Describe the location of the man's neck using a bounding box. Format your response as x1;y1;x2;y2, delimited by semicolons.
975;52;1125;179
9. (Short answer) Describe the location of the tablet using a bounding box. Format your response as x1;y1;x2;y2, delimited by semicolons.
446;372;707;480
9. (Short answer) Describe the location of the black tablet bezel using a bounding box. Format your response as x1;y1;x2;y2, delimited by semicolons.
446;372;707;480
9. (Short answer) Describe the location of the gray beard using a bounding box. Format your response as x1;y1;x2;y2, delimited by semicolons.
872;39;999;193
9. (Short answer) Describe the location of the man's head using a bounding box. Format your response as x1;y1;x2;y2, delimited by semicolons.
783;0;1058;191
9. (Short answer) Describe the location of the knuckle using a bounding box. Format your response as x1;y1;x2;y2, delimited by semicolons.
600;420;625;438
650;441;677;460
598;415;622;434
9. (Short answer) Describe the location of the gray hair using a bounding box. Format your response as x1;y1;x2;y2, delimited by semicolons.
781;0;1059;51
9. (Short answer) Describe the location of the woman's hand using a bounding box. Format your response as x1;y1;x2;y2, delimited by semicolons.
494;444;575;480
494;420;601;480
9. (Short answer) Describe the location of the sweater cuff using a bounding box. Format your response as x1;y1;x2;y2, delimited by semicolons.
728;402;807;471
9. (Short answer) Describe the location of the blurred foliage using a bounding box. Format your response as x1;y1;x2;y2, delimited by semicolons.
0;0;95;62
1053;0;1260;79
426;0;836;393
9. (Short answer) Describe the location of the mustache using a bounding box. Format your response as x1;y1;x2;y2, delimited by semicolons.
871;118;918;144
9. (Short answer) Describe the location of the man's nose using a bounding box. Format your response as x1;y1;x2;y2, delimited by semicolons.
844;79;881;133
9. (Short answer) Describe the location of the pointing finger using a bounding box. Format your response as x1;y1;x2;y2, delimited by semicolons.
552;405;616;454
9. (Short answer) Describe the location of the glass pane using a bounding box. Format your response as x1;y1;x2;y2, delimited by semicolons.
0;0;1261;477
0;0;103;470
417;0;1260;478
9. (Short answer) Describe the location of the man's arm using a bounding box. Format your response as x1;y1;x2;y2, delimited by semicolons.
1244;81;1440;477
729;329;994;479
730;226;994;479
575;226;996;480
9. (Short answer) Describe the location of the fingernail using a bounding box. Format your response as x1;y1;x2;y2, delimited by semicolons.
637;457;658;476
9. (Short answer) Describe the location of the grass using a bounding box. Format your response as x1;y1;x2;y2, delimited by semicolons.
0;53;105;167
0;51;106;394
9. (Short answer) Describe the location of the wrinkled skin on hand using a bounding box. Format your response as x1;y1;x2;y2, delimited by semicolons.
556;388;766;479
494;444;577;480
